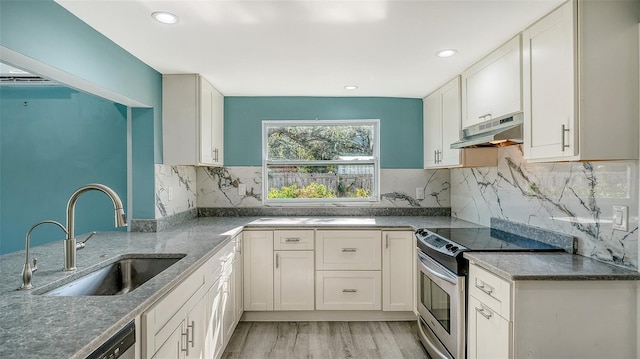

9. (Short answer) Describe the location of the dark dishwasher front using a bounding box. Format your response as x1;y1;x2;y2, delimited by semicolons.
86;320;135;359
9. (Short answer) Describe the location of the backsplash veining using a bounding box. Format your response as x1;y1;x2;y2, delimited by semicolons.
196;166;450;209
155;165;197;218
451;146;638;270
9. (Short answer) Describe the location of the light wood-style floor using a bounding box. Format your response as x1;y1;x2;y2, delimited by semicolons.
222;321;429;359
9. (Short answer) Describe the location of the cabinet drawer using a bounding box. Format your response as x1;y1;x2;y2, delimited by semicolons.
469;263;511;319
316;271;381;310
274;230;314;250
316;230;381;270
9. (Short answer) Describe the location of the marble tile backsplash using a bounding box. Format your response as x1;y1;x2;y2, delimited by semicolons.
155;164;197;218
195;166;450;209
451;146;638;270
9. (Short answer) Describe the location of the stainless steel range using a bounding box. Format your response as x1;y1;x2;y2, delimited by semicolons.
415;227;564;359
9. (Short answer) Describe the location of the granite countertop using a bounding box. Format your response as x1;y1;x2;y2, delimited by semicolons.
0;215;475;359
464;252;640;281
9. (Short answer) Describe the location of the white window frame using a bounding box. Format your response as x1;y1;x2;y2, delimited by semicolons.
262;119;380;204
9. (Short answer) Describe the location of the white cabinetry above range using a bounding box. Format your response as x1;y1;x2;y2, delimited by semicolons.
522;0;638;162
461;35;522;129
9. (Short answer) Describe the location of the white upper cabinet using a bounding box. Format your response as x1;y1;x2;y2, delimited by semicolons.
424;77;462;168
461;35;522;129
163;74;224;166
424;76;498;169
523;0;639;162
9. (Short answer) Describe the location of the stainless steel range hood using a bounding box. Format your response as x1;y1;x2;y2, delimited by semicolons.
451;112;523;149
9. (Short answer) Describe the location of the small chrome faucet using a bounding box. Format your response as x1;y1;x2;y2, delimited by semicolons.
64;183;127;271
20;220;68;290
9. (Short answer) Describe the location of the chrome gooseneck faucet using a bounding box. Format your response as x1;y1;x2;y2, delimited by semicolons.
64;183;127;271
20;220;68;290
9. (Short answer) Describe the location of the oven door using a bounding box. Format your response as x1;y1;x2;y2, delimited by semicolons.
416;250;465;359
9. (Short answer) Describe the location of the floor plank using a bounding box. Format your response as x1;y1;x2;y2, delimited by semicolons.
223;321;429;359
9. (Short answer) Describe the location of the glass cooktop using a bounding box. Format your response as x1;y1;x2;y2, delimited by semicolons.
425;227;560;251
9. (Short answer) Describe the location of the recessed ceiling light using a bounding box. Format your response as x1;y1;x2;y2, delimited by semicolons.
344;85;358;90
152;11;179;24
437;49;457;58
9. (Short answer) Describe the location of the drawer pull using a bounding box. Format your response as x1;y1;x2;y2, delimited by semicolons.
181;328;189;355
341;248;357;253
342;289;358;293
475;282;493;295
275;253;279;269
187;320;195;347
285;238;301;242
475;306;492;320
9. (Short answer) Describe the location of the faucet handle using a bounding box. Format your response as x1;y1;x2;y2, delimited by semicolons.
76;231;96;250
31;257;38;273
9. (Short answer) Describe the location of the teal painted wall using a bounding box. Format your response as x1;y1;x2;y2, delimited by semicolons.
0;0;162;220
224;97;423;168
0;87;127;255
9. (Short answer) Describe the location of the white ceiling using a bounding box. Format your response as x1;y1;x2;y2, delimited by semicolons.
55;0;564;98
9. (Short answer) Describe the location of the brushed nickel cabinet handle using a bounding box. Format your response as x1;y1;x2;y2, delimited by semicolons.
475;282;493;295
187;320;195;347
342;289;358;293
341;248;357;253
181;328;189;355
476;306;492;320
285;238;300;242
561;125;570;151
275;253;279;269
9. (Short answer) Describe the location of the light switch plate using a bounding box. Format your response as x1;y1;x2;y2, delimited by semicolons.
238;183;247;196
416;187;425;200
612;205;628;231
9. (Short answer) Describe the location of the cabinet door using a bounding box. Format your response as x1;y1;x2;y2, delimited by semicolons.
382;231;413;311
439;77;462;167
221;267;235;346
274;250;315;311
243;231;274;311
185;291;208;359
210;82;224;166
462;35;522;128
153;321;186;359
233;236;244;321
468;295;510;359
205;277;224;359
423;90;442;168
523;1;576;160
199;77;215;165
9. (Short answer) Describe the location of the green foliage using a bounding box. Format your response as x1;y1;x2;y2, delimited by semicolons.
268;183;336;199
352;188;370;198
267;124;374;165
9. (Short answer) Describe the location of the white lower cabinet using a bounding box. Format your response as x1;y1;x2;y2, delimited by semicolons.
467;295;510;359
467;262;638;359
243;231;274;311
274;250;315;310
382;231;414;311
143;235;242;359
243;230;315;311
316;270;381;310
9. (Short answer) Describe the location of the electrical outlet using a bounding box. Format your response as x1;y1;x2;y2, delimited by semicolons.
238;183;247;196
168;186;173;201
612;205;628;231
416;187;425;200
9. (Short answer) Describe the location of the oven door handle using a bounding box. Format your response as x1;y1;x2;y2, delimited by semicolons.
418;252;457;285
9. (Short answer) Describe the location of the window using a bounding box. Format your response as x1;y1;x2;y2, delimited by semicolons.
263;120;380;203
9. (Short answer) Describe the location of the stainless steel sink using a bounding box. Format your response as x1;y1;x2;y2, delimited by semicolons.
41;254;186;296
